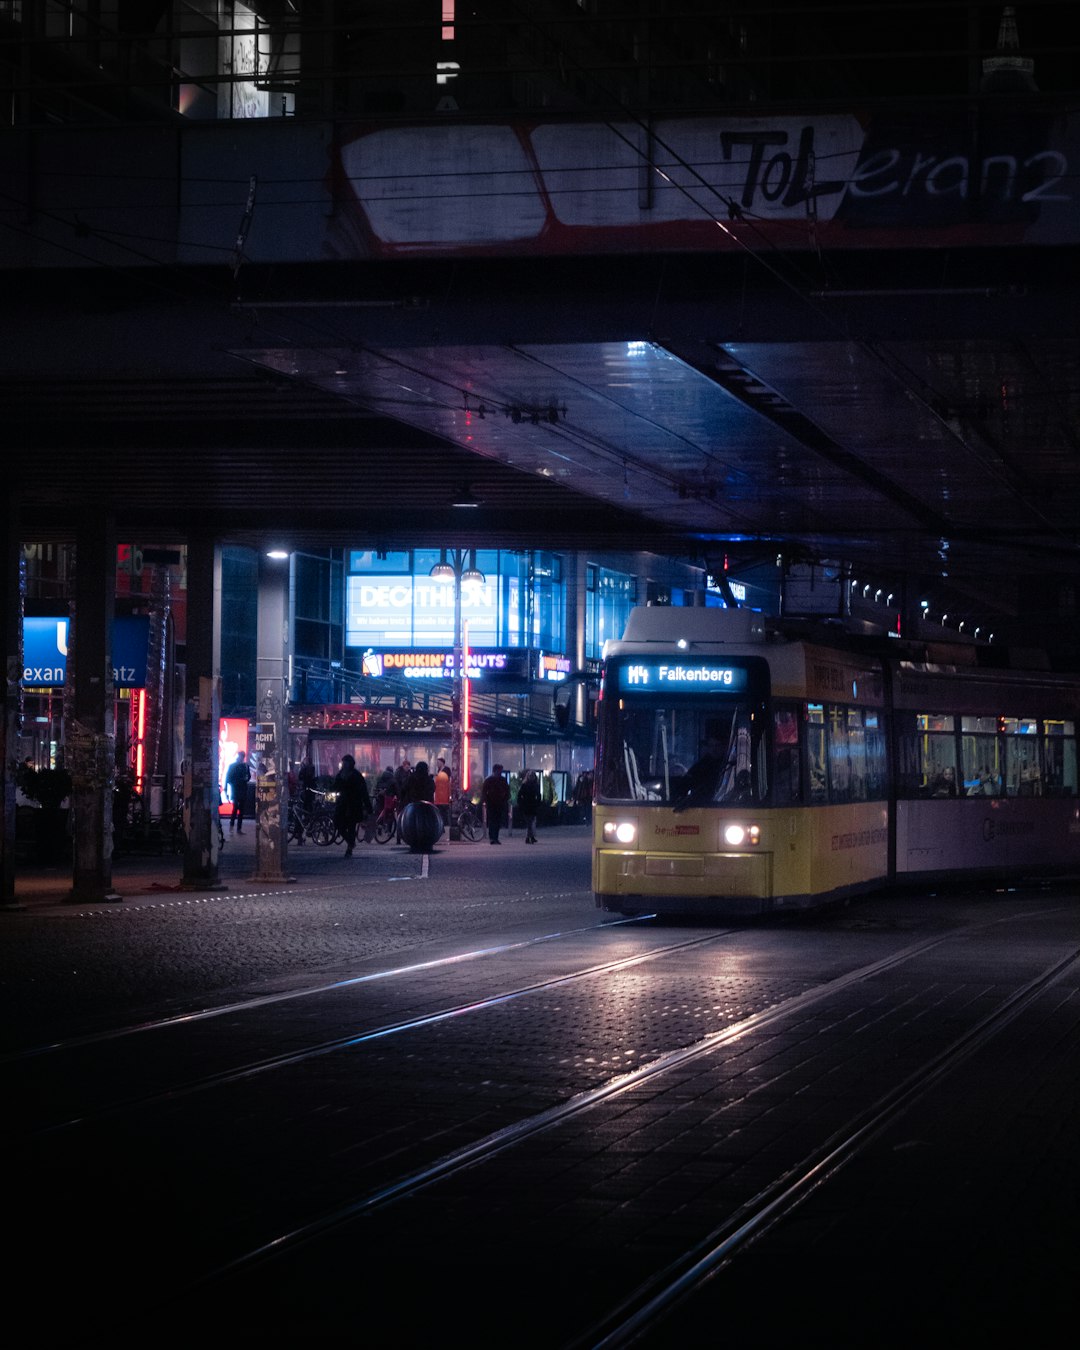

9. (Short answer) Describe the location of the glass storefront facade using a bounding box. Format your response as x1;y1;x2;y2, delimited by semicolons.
345;549;565;651
585;564;637;660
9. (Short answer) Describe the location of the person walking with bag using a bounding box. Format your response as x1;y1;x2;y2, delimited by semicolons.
517;769;542;844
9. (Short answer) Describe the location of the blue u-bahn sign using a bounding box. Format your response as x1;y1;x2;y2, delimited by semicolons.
22;616;150;689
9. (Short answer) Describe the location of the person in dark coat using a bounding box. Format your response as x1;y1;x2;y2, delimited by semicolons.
405;761;436;803
225;750;251;834
517;769;542;844
297;753;317;812
333;754;371;857
480;764;511;845
396;760;435;842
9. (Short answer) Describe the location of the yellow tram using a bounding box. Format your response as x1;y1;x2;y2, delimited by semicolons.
593;607;1080;917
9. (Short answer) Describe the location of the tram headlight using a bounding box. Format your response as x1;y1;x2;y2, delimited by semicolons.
724;823;761;847
603;820;638;845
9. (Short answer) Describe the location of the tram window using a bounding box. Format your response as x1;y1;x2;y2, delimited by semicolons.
865;712;887;799
827;707;852;802
599;699;767;805
898;713;958;798
961;718;1001;796
849;708;869;801
1043;722;1077;796
820;707;880;804
773;706;801;803
806;704;827;804
1004;718;1042;796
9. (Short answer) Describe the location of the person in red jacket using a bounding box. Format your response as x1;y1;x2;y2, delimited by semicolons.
480;764;511;845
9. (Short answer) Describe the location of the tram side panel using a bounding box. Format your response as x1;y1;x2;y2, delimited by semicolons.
805;803;889;903
896;797;1080;881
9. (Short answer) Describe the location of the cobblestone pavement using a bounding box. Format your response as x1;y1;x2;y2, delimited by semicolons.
4;835;1079;1346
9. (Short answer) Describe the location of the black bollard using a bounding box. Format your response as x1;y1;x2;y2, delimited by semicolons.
399;800;444;852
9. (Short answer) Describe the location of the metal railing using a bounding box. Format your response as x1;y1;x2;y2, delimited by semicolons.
7;3;1072;130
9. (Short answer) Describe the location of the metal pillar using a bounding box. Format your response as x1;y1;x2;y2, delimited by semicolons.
0;496;22;909
253;551;289;882
69;515;119;903
181;536;224;889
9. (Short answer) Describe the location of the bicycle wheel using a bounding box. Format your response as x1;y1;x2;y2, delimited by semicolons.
312;814;340;846
374;815;395;845
458;809;483;842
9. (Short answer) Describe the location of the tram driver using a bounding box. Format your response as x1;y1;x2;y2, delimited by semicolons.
673;727;728;812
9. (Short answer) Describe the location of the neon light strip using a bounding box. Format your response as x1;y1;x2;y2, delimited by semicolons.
134;688;146;787
462;618;470;791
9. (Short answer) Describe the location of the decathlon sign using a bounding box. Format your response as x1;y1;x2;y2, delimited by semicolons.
22;616;150;688
346;574;496;646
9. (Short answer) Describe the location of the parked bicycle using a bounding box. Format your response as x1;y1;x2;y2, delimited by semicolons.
288;790;340;846
450;792;483;842
370;788;399;845
164;792;226;855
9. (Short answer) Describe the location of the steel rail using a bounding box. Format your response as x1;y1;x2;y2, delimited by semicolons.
24;922;743;1134
192;924;979;1292
4;906;651;1063
580;943;1080;1348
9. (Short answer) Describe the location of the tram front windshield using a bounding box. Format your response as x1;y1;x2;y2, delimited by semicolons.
598;656;769;807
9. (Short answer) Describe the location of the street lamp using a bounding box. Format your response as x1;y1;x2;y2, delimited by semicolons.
429;549;485;819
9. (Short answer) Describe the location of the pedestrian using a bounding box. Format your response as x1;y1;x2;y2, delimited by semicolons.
518;769;542;844
406;760;436;803
573;770;593;823
297;753;317;812
225;749;251;834
333;754;371;857
433;756;452;827
480;763;511;845
396;759;434;841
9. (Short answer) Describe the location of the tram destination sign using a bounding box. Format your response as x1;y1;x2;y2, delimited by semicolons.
617;660;749;693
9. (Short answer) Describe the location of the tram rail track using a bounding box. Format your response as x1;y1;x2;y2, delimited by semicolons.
176;907;1077;1333
12;899;1080;1344
579;941;1080;1348
18;918;760;1134
4;910;653;1063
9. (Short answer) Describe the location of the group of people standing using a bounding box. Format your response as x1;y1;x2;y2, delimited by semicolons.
334;756;547;853
334;754;457;854
227;747;550;855
479;765;541;845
